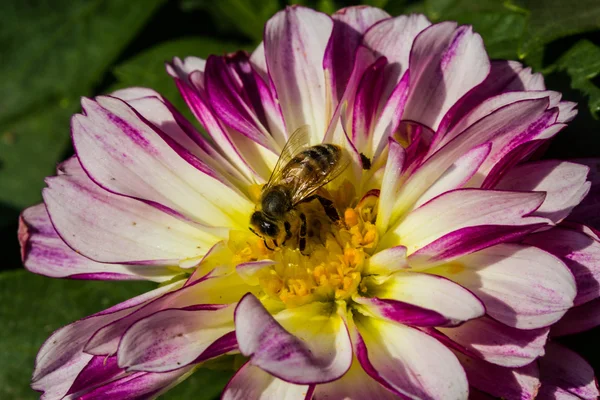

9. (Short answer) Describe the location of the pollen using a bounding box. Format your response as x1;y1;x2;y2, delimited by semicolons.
245;190;380;308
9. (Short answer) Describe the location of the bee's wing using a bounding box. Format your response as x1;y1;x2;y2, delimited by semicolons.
263;125;312;191
290;145;351;206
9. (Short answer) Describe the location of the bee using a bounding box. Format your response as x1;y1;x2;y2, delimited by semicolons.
250;126;350;252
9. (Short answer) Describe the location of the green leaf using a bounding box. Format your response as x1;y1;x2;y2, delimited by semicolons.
555;40;600;118
424;0;527;59
0;270;155;399
179;0;278;42
519;0;600;58
0;0;165;210
110;37;246;121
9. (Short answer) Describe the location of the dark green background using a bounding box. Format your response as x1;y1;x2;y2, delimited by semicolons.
1;0;599;398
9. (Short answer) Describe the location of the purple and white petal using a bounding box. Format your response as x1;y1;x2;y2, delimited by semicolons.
496;161;590;223
325;6;390;104
538;342;599;400
31;281;182;400
358;272;484;326
222;362;312;400
383;188;548;256
235;294;352;384
524;227;600;306
265;6;333;143
444;243;576;329
453;350;541;399
355;314;468;399
402;22;490;132
85;272;252;356
438;316;549;367
19;203;175;281
72;96;253;228
312;359;398;400
551;297;600;336
43;157;220;265
118;305;236;372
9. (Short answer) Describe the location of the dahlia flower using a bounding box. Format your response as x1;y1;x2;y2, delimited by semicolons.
19;5;600;399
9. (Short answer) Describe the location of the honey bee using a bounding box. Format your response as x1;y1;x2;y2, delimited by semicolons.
250;126;350;252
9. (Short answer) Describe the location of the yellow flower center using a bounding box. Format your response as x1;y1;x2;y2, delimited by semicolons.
228;186;379;308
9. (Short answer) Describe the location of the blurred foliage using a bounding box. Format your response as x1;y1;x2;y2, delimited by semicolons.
1;0;600;398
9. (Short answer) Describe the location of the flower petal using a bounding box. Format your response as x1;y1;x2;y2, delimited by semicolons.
441;243;576;329
43;157;219;264
222;362;312;400
85;272;252;356
376;138;405;233
383;188;547;256
355;314;468;399
437;316;549;367
313;358;398;400
19;202;175;281
402;22;490;132
524;227;600;306
392;98;555;217
453;350;541;399
235;293;352;384
364;245;408;275
496;161;590;223
111;88;248;187
358;272;484;326
326;6;390;103
568;158;600;230
65;367;193;400
72;96;253;228
363;14;431;86
414;142;491;208
551;296;600;336
31;281;182;400
538;342;600;400
265;6;333;143
205;54;281;151
118;305;236;372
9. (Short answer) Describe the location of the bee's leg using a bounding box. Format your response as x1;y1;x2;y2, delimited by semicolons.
282;221;292;245
315;196;340;222
301;195;340;222
299;213;307;252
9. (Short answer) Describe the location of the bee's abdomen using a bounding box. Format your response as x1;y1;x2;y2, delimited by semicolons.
292;144;341;176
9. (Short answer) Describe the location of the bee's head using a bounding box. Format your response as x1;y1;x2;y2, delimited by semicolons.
250;211;280;239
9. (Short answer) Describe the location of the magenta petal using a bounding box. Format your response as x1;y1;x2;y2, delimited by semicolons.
539;342;599;400
235;293;352;384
